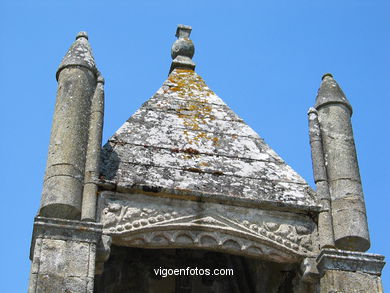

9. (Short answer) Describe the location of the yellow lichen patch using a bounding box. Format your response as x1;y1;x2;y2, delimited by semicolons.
168;71;216;144
167;69;220;146
198;162;210;167
181;154;198;160
167;69;215;99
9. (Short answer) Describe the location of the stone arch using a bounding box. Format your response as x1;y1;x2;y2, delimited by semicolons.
98;192;316;264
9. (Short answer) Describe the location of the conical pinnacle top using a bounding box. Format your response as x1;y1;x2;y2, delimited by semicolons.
169;24;196;74
56;31;97;80
315;73;352;113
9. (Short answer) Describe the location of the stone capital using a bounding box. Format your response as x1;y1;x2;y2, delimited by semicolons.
30;216;102;260
316;248;385;276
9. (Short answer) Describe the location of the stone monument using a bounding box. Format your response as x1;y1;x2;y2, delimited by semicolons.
28;25;385;292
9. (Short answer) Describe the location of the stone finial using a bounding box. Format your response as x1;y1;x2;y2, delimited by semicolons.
175;24;192;38
315;73;352;114
321;73;333;80
56;31;97;80
169;24;196;74
76;31;89;40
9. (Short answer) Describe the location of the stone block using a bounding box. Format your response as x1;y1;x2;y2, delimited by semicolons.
34;274;91;293
320;270;383;293
28;217;102;293
37;239;91;277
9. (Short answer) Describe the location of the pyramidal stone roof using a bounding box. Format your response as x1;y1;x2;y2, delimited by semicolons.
100;26;318;212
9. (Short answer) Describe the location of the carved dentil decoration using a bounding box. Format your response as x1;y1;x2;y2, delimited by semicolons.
100;201;315;260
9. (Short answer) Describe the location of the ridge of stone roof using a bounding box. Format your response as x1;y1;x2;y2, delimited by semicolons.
100;69;319;212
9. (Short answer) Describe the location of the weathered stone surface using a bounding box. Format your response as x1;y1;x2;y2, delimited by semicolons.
40;48;97;219
308;108;327;183
31;217;102;250
31;274;90;293
170;25;195;73
28;217;102;293
308;108;335;249
316;248;385;276
82;74;105;221
316;75;370;251
319;270;383;292
38;239;90;276
317;249;385;292
56;31;97;80
29;26;386;293
315;73;352;113
97;192;317;263
100;69;318;211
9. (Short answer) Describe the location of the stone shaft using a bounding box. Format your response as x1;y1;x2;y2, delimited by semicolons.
81;76;105;221
308;108;335;248
316;77;370;251
40;66;96;219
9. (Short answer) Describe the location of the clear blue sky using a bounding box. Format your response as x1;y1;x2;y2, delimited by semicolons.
1;0;389;291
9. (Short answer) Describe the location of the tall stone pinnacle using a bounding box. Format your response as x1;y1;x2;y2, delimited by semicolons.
40;31;98;220
56;31;97;80
169;24;196;74
315;73;352;114
314;73;370;252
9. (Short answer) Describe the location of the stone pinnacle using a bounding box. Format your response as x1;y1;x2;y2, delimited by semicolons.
315;73;352;114
76;31;89;40
56;31;97;80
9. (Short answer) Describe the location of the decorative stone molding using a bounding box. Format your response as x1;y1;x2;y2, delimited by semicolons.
98;192;318;263
29;217;103;293
115;229;302;263
30;216;102;259
316;248;385;276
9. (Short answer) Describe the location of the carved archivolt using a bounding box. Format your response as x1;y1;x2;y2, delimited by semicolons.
100;200;315;262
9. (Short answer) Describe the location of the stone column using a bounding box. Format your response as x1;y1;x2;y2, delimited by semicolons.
315;73;370;252
39;32;97;220
313;74;385;292
308;107;335;249
81;74;105;221
29;32;104;293
28;217;102;293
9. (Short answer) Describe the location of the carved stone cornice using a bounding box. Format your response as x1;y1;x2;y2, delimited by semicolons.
30;216;102;260
316;248;385;276
98;191;318;263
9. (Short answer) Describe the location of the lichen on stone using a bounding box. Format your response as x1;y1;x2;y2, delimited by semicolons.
100;68;318;210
